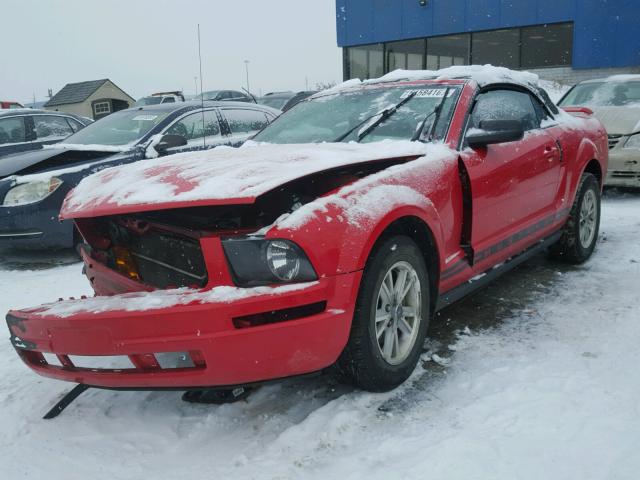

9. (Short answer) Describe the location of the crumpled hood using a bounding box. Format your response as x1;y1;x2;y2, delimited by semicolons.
590;106;640;135
0;148;61;178
61;141;429;219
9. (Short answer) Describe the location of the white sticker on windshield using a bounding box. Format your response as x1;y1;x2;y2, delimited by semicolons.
401;89;454;99
132;115;158;121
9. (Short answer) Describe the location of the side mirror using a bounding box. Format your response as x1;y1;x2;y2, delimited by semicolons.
466;120;525;148
154;134;187;153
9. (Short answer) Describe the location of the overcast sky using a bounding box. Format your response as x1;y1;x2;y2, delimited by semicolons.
0;0;343;104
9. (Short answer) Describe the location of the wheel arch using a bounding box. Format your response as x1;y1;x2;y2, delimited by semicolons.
357;211;442;316
583;158;603;187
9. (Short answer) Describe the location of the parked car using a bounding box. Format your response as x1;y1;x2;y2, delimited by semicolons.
195;90;255;103
135;91;185;106
0;101;279;250
559;75;640;187
0;109;91;159
1;101;24;109
6;66;607;410
258;91;317;112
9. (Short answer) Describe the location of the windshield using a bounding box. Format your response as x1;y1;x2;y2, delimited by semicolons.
258;96;291;110
195;91;221;101
61;109;169;146
135;96;163;106
560;81;640;107
252;85;460;144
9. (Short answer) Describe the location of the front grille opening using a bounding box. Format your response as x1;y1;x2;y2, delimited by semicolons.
608;134;623;149
35;351;206;372
232;301;327;329
69;355;135;370
104;220;208;289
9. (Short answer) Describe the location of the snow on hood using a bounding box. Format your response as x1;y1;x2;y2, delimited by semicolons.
27;282;317;319
271;142;454;231
61;141;430;219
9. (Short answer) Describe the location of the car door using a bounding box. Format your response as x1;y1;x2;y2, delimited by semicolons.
161;109;227;155
460;88;562;269
220;108;272;146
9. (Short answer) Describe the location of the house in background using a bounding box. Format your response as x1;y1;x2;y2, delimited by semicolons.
44;79;135;120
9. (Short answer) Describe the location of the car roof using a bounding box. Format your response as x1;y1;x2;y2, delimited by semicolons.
577;74;640;85
0;108;80;118
121;100;279;115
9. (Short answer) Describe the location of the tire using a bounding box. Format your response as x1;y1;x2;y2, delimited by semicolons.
549;172;601;264
336;235;430;392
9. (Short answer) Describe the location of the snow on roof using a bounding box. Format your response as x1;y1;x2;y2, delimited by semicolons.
61;140;431;218
321;65;541;95
27;282;317;319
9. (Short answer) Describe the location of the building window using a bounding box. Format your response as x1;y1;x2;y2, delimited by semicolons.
386;39;426;71
94;101;111;115
426;34;470;69
346;43;384;80
521;23;573;68
472;28;520;69
342;22;573;80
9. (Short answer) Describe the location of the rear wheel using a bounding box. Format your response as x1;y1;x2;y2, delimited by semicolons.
549;172;601;263
337;236;430;392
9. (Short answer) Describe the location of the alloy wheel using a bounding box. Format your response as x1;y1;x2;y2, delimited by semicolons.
374;261;422;365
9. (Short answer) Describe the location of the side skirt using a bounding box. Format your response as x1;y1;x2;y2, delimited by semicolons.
435;230;562;311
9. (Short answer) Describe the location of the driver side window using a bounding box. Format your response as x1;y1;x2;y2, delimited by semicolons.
470;90;540;132
165;110;221;146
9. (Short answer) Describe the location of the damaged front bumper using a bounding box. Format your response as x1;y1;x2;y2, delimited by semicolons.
6;272;360;389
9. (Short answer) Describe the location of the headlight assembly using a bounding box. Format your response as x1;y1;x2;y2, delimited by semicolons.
623;133;640;150
3;177;63;206
222;238;317;286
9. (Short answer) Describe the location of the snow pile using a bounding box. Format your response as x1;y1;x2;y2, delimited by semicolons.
25;282;317;319
61;141;431;217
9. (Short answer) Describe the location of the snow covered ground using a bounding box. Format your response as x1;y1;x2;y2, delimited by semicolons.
1;193;639;480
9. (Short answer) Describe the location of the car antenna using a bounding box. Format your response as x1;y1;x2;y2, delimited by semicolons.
198;23;206;149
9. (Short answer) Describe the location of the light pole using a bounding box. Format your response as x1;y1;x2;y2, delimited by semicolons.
194;76;198;96
244;60;250;94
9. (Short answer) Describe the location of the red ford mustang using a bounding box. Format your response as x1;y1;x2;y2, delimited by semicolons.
6;67;608;409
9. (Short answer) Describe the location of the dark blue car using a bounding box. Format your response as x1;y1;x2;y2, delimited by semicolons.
0;101;279;250
0;109;91;159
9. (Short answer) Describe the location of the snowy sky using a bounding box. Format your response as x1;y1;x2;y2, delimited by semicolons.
0;0;343;104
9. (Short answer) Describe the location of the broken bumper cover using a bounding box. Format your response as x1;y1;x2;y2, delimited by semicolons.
6;273;361;389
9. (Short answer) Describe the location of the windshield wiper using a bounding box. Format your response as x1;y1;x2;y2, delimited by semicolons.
412;87;451;142
334;90;418;143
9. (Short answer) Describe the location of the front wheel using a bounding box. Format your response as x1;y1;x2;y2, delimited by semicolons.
336;236;430;392
549;172;601;263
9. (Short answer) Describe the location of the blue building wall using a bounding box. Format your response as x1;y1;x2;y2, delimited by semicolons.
336;0;640;70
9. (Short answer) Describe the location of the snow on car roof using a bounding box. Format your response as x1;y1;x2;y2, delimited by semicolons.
324;65;541;94
61;140;433;219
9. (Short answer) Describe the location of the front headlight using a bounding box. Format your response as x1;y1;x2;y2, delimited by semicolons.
222;238;317;286
623;133;640;150
3;177;63;206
